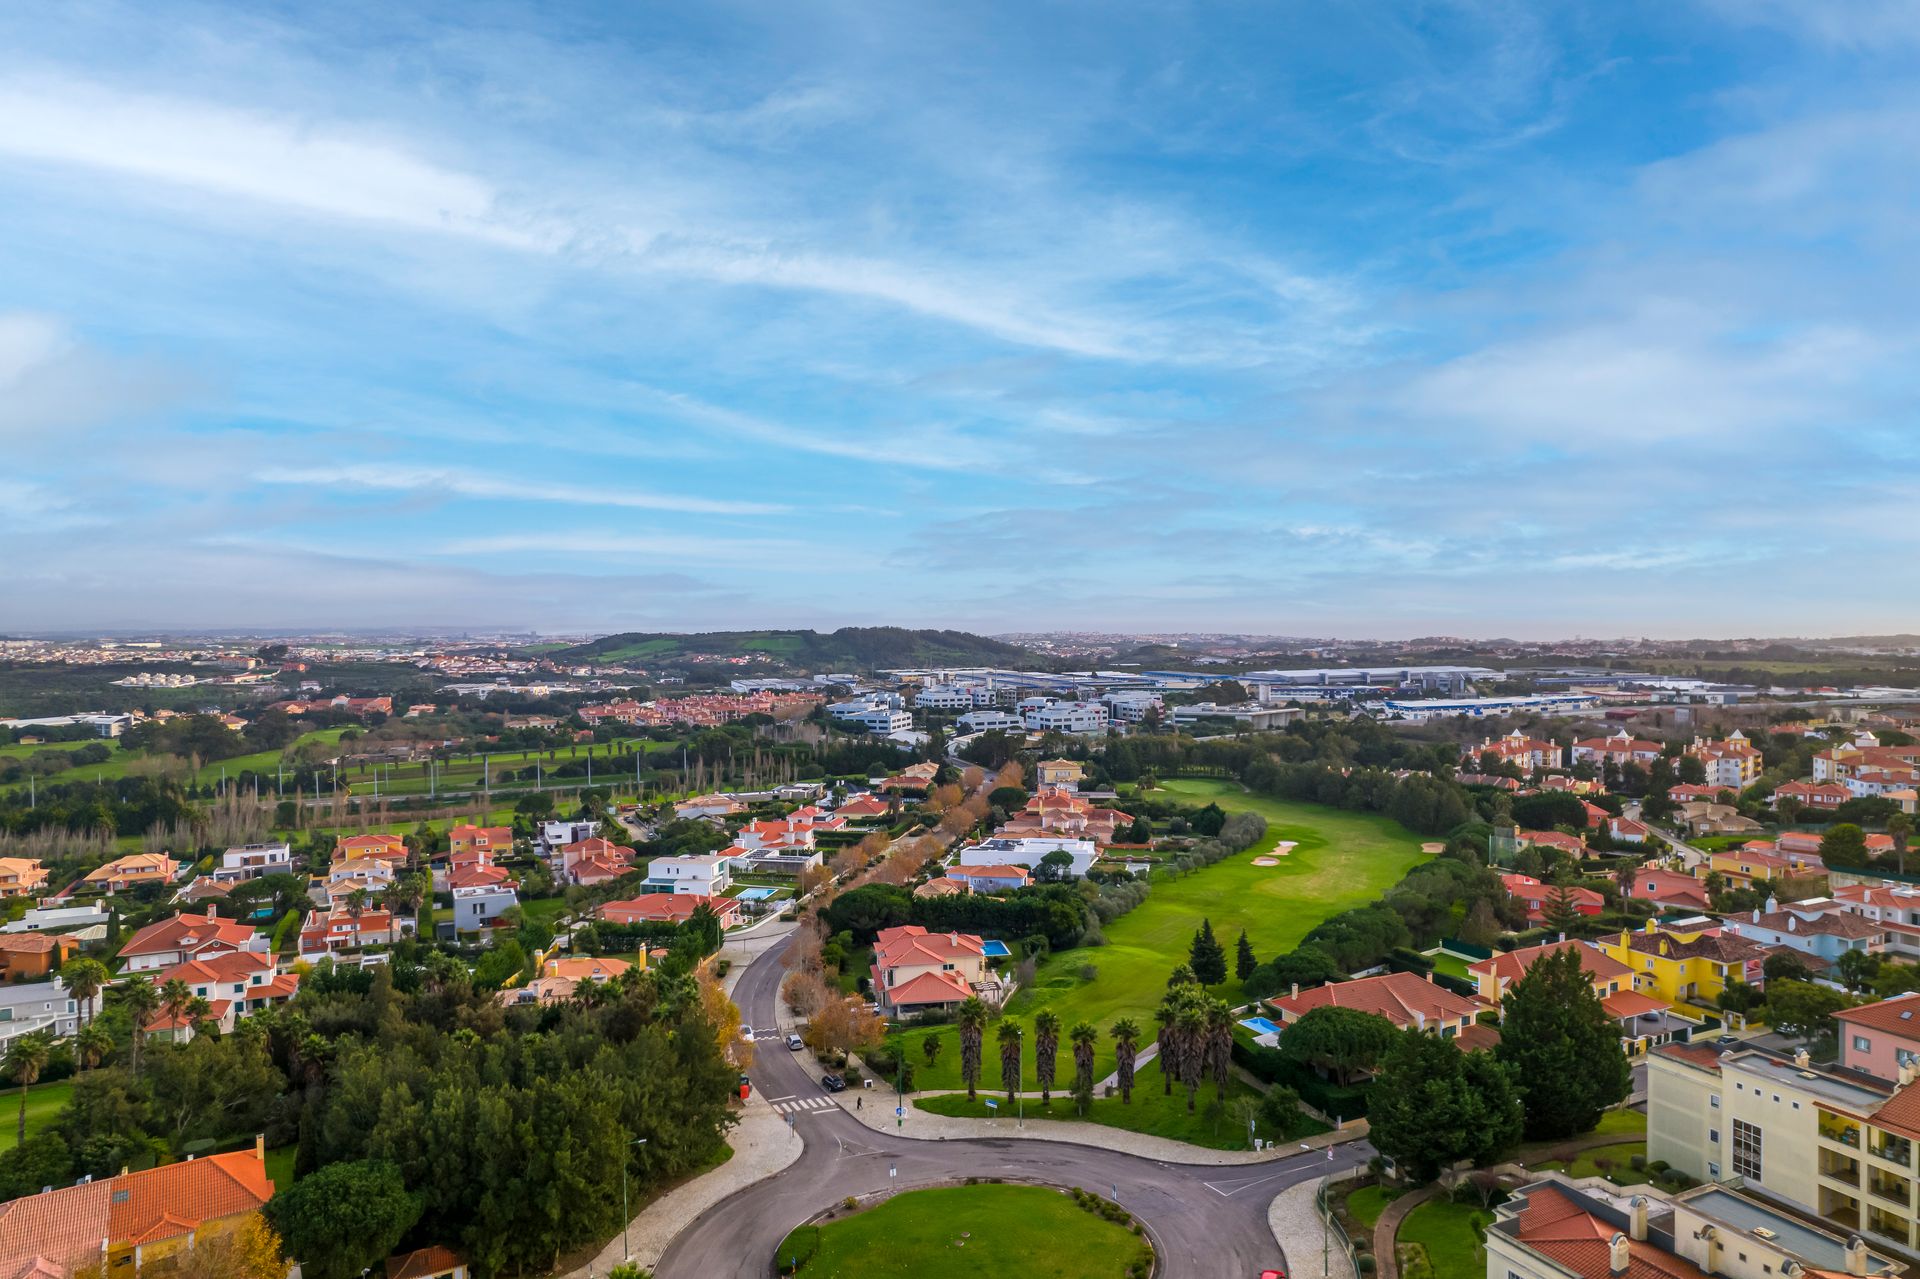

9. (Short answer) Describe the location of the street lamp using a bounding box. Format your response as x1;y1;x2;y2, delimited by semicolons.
622;1138;649;1259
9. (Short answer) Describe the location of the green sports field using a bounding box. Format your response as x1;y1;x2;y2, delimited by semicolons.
889;779;1427;1089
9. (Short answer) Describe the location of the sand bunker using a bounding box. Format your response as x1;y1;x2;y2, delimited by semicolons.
1420;842;1445;853
1252;857;1279;866
1251;842;1300;867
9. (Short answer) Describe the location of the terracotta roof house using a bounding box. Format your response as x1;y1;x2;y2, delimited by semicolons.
335;833;410;866
1519;829;1589;858
386;1246;469;1279
946;865;1032;892
119;909;267;973
834;793;891;821
448;825;513;860
0;859;48;899
559;837;637;886
1621;868;1712;913
1837;992;1920;1082
596;893;742;928
1266;971;1481;1039
447;863;512;891
83;852;179;893
1608;815;1651;844
996;788;1129;845
1475;730;1561;773
879;762;940;794
0;932;80;981
298;906;408;959
1722;898;1889;964
1501;872;1605;923
1774;779;1852;810
1832;883;1920;960
872;925;988;1016
913;875;971;899
1570;731;1664;768
0;1144;274;1279
1469;940;1691;1054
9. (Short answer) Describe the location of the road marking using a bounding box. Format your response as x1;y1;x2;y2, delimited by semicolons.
763;1094;796;1104
771;1096;839;1115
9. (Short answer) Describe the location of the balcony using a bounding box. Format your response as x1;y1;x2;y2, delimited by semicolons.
1822;1153;1863;1187
1868;1174;1912;1209
1870;1134;1914;1168
1821;1112;1864;1148
1867;1206;1912;1248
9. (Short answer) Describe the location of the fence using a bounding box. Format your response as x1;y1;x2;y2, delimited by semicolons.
1314;1174;1363;1279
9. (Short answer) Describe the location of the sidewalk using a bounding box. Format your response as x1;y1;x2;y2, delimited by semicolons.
825;1086;1368;1166
559;1098;801;1278
1372;1185;1438;1279
1270;1170;1360;1279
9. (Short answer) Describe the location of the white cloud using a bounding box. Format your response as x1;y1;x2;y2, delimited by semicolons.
255;463;786;516
0;75;559;250
0;309;192;439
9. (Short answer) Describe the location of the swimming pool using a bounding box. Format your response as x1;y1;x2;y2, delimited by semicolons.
981;940;1012;957
735;887;778;901
1239;1016;1282;1036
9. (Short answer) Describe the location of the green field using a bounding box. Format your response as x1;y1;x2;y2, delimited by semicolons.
912;1057;1323;1149
889;780;1428;1088
0;1078;74;1154
776;1183;1151;1278
1344;1184;1401;1230
1396;1198;1492;1279
0;728;353;793
1533;1142;1649;1185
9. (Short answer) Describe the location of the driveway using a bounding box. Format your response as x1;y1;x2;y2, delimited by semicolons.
657;930;1365;1277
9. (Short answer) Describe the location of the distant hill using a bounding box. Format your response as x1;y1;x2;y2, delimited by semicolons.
553;627;1040;671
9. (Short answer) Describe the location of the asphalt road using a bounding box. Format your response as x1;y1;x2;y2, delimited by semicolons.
657;930;1368;1277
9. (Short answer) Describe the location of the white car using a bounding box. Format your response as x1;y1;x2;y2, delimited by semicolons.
741;1024;754;1039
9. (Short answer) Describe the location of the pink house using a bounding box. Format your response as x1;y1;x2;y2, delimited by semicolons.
1836;993;1920;1082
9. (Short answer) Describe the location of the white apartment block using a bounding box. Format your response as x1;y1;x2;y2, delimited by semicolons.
958;710;1024;733
1023;700;1110;735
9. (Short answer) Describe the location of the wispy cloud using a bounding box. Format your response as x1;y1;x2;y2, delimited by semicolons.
255;464;786;516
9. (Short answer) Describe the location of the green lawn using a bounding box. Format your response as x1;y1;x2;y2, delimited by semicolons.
776;1184;1152;1278
1397;1198;1492;1279
517;897;571;930
1591;1108;1647;1138
1533;1142;1649;1185
1344;1184;1401;1230
1427;952;1473;981
890;779;1426;1089
911;1058;1324;1150
0;1078;73;1154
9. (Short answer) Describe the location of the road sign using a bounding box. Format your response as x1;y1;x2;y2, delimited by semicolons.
984;1098;999;1110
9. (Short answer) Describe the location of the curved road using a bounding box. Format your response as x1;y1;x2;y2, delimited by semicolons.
658;932;1369;1277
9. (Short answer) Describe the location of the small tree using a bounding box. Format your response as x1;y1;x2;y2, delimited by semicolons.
3;1032;52;1145
1235;930;1258;982
1189;920;1228;986
922;1033;943;1070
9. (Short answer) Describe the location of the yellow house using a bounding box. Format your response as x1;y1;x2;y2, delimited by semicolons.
0;858;48;898
1035;759;1085;789
1708;846;1824;890
1595;922;1778;1010
82;852;179;893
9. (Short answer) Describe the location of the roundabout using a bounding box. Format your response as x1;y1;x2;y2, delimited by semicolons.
774;1181;1155;1277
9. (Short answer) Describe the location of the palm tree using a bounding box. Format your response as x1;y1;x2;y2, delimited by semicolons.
1069;1020;1098;1102
1205;998;1235;1104
59;958;109;1028
74;1021;112;1073
159;978;194;1032
185;996;215;1038
1033;1011;1062;1108
4;1032;52;1144
1176;998;1207;1113
957;997;988;1103
997;1019;1024;1103
1110;1018;1141;1104
121;980;161;1077
922;1033;943;1071
346;888;369;922
1154;996;1178;1096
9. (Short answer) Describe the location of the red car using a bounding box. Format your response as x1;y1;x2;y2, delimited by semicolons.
1260;1271;1286;1279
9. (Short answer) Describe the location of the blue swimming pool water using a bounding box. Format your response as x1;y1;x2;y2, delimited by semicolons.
1239;1017;1282;1036
736;886;777;901
980;940;1012;957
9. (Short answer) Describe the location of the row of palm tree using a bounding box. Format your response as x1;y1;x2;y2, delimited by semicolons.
943;996;1146;1110
1155;971;1235;1114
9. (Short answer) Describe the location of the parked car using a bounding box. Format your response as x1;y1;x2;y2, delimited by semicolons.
741;1024;754;1039
787;1033;805;1051
821;1073;847;1093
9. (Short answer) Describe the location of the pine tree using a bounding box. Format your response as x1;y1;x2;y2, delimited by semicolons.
1541;874;1585;935
1189;918;1228;986
1493;947;1632;1140
1235;930;1258;982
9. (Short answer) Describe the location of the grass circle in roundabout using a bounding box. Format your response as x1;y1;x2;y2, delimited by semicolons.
774;1182;1155;1277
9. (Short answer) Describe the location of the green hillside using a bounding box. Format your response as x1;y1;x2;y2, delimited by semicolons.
556;627;1039;671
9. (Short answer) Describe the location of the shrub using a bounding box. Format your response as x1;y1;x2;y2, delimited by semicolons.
1358;1256;1376;1274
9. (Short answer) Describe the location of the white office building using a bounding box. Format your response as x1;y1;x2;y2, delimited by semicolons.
1024;700;1110;735
958;710;1025;733
914;685;980;711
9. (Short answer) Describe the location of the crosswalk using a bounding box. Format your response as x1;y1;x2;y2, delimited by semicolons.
768;1095;840;1116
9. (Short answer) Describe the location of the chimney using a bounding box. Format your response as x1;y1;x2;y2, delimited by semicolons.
1291;983;1300;999
1629;1196;1649;1242
1558;931;1567;944
1610;1233;1631;1276
1795;1048;1810;1069
1699;1226;1719;1276
1426;970;1435;983
255;1133;266;1160
1752;909;1761;924
1901;1060;1916;1087
1846;1237;1869;1277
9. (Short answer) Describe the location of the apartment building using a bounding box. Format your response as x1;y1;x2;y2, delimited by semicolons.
1687;732;1764;789
1650;1039;1920;1255
1022;700;1110;735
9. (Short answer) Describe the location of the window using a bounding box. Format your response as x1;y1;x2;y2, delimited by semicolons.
1710;1128;1720;1144
1733;1118;1763;1181
1711;1095;1721;1109
1709;1161;1722;1178
1856;1035;1873;1052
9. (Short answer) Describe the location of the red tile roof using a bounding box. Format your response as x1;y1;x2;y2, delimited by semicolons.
874;925;986;970
1268;971;1481;1030
1835;993;1920;1036
1470;939;1631;989
1509;1185;1710;1279
884;969;973;1007
119;910;258;959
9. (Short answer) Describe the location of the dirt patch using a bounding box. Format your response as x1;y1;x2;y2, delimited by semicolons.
1420;842;1445;854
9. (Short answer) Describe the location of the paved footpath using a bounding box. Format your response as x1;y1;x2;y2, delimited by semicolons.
1271;1170;1360;1279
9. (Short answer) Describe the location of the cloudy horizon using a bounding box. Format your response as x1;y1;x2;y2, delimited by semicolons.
2;2;1916;638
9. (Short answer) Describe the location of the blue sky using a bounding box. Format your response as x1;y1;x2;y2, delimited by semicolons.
1;1;1915;637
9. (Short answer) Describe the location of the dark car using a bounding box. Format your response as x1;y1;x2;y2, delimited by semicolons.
1714;1034;1740;1049
821;1073;847;1093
